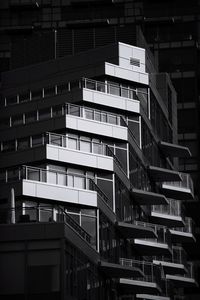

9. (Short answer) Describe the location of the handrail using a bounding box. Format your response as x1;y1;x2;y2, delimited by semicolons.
0;205;92;244
163;172;194;196
152;199;184;218
82;77;148;101
105;145;127;176
65;102;125;127
119;257;163;286
0;165;114;210
46;132;108;156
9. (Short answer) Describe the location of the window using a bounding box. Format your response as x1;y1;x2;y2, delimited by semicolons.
26;111;37;123
6;95;17;106
32;135;43;147
44;86;55;97
39;108;51;120
19;91;30;103
80;138;91;152
12;114;23;126
2;140;15;152
31;89;43;100
17;137;30;151
52;104;63;117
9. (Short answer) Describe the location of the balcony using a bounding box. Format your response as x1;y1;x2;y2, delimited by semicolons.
131;188;168;205
136;295;170;300
133;226;172;256
46;132;114;172
116;220;158;239
65;103;128;140
161;173;194;200
150;199;185;227
0;205;92;245
81;78;140;113
158;141;191;158
98;260;143;279
147;166;182;182
118;259;162;295
153;246;188;275
170;217;196;243
166;262;198;288
0;166;116;223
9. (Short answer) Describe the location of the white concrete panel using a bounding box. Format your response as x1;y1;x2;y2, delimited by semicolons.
119;43;132;58
82;89;140;114
105;63;149;85
66;115;128;140
46;144;114;171
22;180;97;207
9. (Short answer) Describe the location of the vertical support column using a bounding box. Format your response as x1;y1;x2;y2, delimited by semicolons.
97;209;100;253
9;187;15;224
112;173;116;213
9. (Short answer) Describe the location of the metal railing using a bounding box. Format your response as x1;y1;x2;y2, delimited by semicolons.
46;132;108;156
163;172;194;196
153;246;187;266
119;258;163;287
65;102;125;127
0;205;92;244
152;199;184;218
82;77;145;101
136;226;172;250
0;165;112;209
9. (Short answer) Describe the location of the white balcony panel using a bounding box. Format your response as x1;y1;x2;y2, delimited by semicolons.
82;88;140;114
161;183;194;200
105;62;149;85
133;239;171;256
150;212;185;227
46;144;114;171
166;274;198;288
153;260;186;275
170;229;196;243
119;278;160;294
65;115;128;140
22;180;97;207
136;295;170;300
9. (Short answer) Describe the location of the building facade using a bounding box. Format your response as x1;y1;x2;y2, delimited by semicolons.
0;42;197;299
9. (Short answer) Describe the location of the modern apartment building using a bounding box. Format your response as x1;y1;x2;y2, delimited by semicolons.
0;42;197;299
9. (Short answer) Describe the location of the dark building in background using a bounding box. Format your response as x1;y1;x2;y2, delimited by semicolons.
0;0;199;299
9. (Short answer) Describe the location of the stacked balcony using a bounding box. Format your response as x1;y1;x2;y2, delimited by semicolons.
161;173;194;200
150;199;185;227
81;78;141;114
132;225;172;256
170;217;196;243
0;166;116;224
153;246;187;275
166;262;198;288
118;259;163;295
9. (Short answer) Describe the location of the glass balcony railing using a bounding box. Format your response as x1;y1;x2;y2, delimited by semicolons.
153;246;187;266
163;172;194;196
82;78;143;101
137;226;172;249
119;258;163;287
152;199;184;218
65;102;125;127
0;205;92;245
0;166;111;208
46;132;108;156
172;217;194;234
